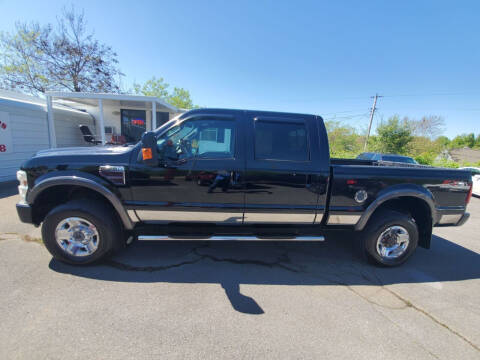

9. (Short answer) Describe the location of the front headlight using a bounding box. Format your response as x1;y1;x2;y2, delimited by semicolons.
16;170;28;203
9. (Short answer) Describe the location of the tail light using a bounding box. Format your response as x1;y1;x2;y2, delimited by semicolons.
442;179;472;205
466;183;473;204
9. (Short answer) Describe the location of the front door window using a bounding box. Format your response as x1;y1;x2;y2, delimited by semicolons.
157;118;236;163
121;109;146;143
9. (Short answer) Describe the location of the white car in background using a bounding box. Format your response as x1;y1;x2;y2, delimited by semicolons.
460;167;480;197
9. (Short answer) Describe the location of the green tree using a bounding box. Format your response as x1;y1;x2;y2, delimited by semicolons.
375;116;413;154
0;7;122;94
450;133;476;148
466;133;475;148
133;76;196;109
132;76;169;98
168;87;195;109
436;136;451;148
324;120;363;158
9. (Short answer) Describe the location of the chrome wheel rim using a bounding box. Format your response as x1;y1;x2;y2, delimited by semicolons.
376;225;410;259
55;217;99;257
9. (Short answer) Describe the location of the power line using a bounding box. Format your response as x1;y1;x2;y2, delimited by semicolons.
315;91;480;104
321;109;369;116
364;94;383;151
323;113;369;121
381;91;480;98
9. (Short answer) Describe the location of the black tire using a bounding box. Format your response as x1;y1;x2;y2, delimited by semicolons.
360;209;418;267
41;199;124;265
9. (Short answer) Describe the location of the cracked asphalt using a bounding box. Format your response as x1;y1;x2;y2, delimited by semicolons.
0;183;479;359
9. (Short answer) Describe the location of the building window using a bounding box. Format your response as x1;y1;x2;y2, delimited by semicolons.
155;112;170;128
121;109;146;143
200;128;218;142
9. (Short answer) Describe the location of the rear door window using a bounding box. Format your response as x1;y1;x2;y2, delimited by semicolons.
254;120;309;161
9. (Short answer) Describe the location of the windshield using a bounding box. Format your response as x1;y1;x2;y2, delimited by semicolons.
462;168;480;175
356;153;375;160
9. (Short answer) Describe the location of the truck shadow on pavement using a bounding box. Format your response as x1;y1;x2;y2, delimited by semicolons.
49;233;480;315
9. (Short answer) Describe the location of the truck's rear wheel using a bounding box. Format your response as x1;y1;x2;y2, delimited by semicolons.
361;210;418;267
41;199;123;265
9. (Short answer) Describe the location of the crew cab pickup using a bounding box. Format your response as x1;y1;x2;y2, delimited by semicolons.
16;108;472;266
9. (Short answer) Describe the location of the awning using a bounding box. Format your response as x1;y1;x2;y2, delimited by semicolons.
45;91;179;147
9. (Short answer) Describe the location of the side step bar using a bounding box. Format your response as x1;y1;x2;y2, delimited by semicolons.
138;235;325;241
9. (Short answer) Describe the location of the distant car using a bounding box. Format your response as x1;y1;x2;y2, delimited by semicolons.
459;167;480;196
357;152;418;164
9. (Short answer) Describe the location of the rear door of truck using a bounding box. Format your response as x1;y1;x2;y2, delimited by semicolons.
242;112;330;224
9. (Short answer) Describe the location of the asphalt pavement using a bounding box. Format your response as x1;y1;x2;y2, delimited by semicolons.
0;182;479;359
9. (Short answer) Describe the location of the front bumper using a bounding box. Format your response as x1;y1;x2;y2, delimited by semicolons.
16;203;34;224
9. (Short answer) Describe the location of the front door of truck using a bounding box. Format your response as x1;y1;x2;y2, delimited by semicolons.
243;112;329;224
128;113;245;224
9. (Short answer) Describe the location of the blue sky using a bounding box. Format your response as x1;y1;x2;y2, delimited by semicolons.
1;0;479;138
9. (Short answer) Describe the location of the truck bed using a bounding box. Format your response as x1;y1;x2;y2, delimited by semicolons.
330;158;433;168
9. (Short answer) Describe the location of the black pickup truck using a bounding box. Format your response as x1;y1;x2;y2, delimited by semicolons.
16;108;472;266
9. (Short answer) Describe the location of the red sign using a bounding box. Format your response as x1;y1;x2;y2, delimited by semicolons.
132;119;145;126
0;112;12;154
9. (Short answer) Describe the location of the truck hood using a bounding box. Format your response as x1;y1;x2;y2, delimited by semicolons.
34;145;134;157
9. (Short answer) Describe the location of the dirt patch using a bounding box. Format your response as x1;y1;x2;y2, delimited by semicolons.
21;235;43;245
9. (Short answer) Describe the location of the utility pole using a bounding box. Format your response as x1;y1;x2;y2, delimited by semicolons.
364;93;382;151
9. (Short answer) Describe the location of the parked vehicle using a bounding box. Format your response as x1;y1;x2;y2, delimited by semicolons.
357;152;418;164
16;108;472;267
459;167;480;196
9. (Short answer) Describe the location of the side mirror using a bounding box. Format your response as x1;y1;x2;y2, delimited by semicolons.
140;131;158;166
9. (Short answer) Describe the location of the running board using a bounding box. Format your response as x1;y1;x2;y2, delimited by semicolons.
138;235;325;241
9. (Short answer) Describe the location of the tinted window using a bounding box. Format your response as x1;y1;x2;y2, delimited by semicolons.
254;120;309;161
382;155;416;164
356;153;375;160
157;119;235;160
155;111;170;128
464;168;480;175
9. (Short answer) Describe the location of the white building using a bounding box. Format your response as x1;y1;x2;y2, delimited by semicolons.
46;92;179;145
0;90;180;183
0;90;95;182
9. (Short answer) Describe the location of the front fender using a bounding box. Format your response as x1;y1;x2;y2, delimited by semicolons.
27;171;134;230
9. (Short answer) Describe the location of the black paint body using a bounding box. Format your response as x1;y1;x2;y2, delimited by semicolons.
17;108;472;247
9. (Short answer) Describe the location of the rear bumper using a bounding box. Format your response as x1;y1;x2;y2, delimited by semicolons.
16;203;34;224
435;212;470;227
456;212;470;226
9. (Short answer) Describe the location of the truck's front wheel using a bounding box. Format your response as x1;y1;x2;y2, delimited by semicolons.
42;200;123;265
361;210;418;267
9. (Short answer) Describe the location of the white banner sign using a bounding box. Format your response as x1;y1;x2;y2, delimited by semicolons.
0;111;13;154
